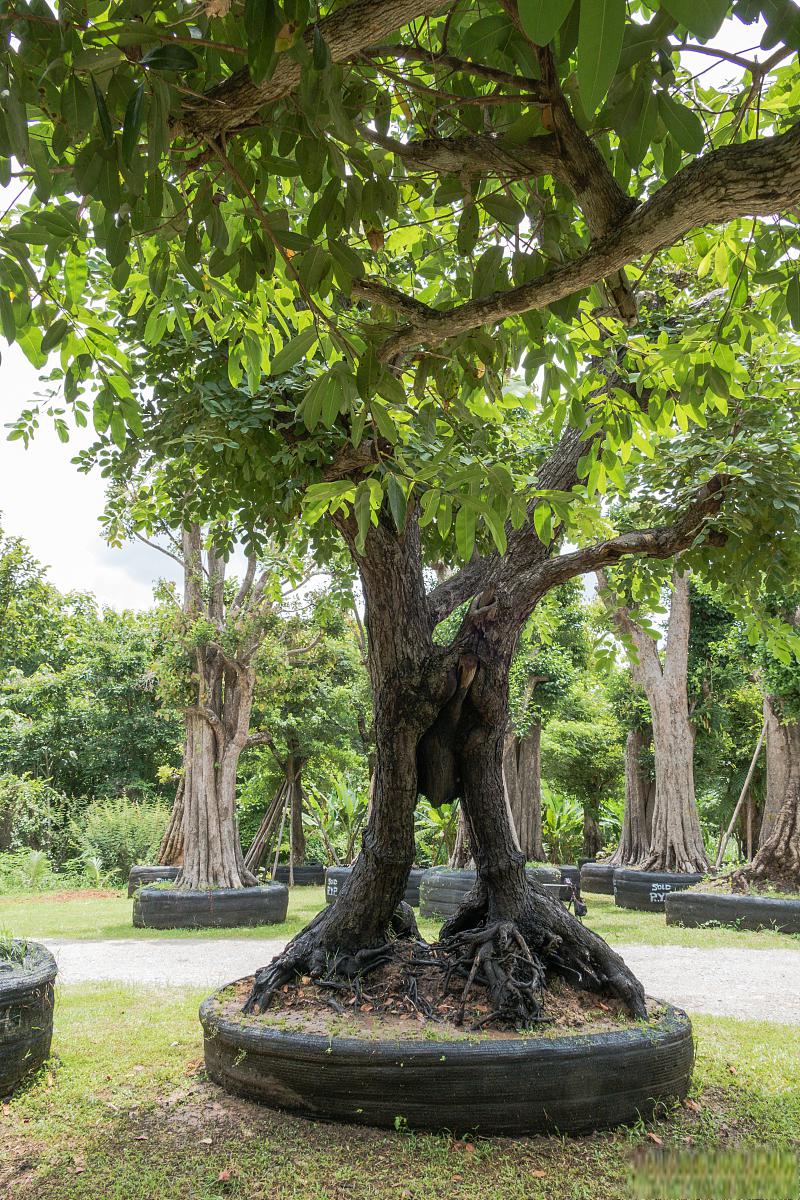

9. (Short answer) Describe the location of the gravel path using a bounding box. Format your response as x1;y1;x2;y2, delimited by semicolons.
40;936;800;1022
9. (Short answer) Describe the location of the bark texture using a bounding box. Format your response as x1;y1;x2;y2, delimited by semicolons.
598;569;709;874
609;727;654;867
503;724;544;862
158;776;185;866
760;695;800;847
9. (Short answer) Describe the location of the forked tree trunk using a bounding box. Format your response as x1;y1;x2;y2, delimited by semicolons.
503;724;545;861
760;695;800;847
246;512;646;1021
598;569;709;874
609;726;654;866
179;691;257;890
158;775;185;866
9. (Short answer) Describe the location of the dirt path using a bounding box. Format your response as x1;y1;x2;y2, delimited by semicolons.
40;937;800;1022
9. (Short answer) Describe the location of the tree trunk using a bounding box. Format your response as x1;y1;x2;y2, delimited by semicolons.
599;569;708;874
642;696;707;873
157;775;184;866
609;726;653;866
245;513;646;1022
760;695;800;847
504;724;545;861
177;658;258;891
449;806;472;867
288;752;306;866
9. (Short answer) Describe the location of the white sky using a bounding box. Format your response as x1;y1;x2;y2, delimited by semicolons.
0;15;774;609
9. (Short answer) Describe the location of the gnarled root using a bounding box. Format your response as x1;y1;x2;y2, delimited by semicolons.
440;920;547;1029
442;878;646;1022
243;900;420;1014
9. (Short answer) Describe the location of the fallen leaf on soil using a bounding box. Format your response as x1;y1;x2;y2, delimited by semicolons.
530;1170;546;1179
684;1098;701;1114
451;1175;463;1183
200;1137;213;1145
133;1134;149;1142
646;1132;663;1146
218;1168;232;1181
728;1064;738;1075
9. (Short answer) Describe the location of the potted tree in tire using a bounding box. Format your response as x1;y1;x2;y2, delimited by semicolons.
9;0;800;1135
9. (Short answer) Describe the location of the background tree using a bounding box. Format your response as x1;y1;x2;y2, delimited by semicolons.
505;580;590;861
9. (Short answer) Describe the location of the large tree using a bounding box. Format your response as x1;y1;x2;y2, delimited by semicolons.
6;0;800;1023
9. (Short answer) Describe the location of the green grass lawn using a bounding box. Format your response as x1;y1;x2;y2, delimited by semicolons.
3;886;799;953
2;983;799;1200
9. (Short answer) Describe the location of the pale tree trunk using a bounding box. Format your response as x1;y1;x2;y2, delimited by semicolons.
449;807;472;867
609;726;653;866
503;724;545;861
760;694;800;847
732;692;800;890
598;568;709;874
178;665;258;890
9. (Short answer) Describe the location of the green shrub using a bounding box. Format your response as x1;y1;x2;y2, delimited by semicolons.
0;772;78;856
541;785;584;864
68;797;169;883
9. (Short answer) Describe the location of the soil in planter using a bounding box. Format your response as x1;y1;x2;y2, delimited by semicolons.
214;943;659;1042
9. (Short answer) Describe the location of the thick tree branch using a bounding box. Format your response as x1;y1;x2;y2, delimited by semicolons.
378;122;800;361
180;0;449;139
596;568;663;689
359;126;561;179
532;477;727;599
362;45;548;95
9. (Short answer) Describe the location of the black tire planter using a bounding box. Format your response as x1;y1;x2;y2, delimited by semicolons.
580;863;616;895
201;983;693;1136
325;867;424;908
0;941;57;1098
419;867;563;920
127;865;181;898
273;864;326;887
132;884;288;930
614;869;705;912
666;889;800;933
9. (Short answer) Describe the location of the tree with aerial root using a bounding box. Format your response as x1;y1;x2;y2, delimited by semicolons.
107;493;319;891
7;0;800;1026
597;568;709;874
732;602;800;893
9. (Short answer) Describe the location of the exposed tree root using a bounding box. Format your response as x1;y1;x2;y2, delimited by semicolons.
244;879;646;1026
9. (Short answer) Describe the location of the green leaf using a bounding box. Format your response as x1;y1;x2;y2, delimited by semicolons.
122;83;145;166
482;193;525;227
658;93;704;154
577;0;625;114
0;291;16;342
61;74;94;137
40;318;70;355
786;273;800;332
386;474;407;532
91;77;114;149
659;0;727;40
141;43;199;73
3;84;29;162
312;26;331;70
302;372;336;430
517;0;573;45
533;502;553;544
455;503;476;560
354;481;373;552
271;326;318;374
244;0;279;85
457;204;480;255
